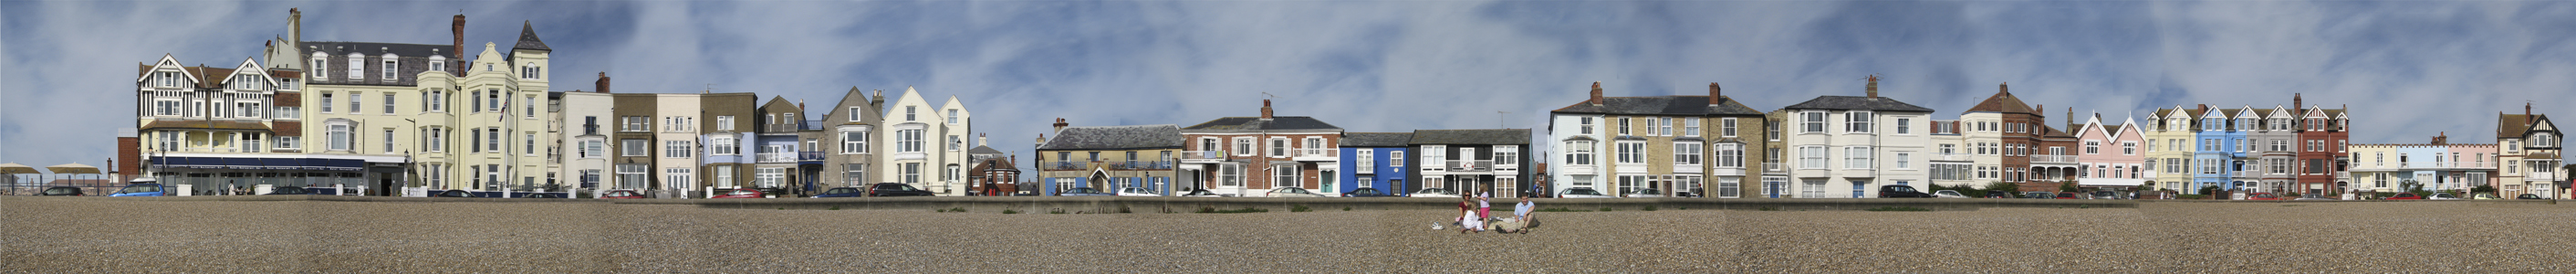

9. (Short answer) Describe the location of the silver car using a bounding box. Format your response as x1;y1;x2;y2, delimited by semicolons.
1557;187;1613;198
1263;187;1327;197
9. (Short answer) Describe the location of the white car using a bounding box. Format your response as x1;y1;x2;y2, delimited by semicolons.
1411;188;1461;198
1557;187;1614;198
1178;189;1227;197
1933;190;1967;198
2427;193;2464;200
1115;187;1161;196
1264;187;1328;197
1625;188;1667;198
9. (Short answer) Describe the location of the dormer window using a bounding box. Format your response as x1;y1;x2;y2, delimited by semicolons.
346;53;363;79
309;53;329;79
428;56;446;73
382;57;398;79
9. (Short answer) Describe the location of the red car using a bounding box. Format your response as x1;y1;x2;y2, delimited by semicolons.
2244;193;2283;201
2384;193;2425;200
600;189;645;199
2054;192;2081;199
711;188;765;198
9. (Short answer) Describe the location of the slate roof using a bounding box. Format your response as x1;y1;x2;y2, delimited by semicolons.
513;21;550;51
1041;124;1184;150
1781;96;1935;112
1182;117;1341;131
1340;132;1414;147
970;145;1006;155
1411;129;1531;145
1551;96;1765;116
301;41;457;58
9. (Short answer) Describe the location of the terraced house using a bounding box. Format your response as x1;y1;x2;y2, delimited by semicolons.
1180;100;1342;197
1405;129;1531;196
1335;132;1413;195
2071;114;2147;191
1549;82;1771;198
280;9;556;195
1769;76;1934;198
1036;121;1183;195
2347;134;2495;195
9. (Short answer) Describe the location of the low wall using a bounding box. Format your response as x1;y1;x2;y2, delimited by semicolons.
51;195;2562;212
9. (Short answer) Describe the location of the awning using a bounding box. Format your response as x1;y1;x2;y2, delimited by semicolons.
151;156;366;172
46;163;100;174
2078;178;2147;187
0;163;37;174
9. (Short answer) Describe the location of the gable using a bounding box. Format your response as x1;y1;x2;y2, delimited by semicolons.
2534;116;2558;132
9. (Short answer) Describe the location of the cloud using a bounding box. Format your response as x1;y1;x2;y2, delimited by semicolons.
5;1;2572;177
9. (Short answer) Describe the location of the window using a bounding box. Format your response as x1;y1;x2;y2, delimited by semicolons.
1720;118;1737;137
710;136;736;155
1674;142;1703;165
1767;121;1781;141
429;57;445;73
1614;142;1645;164
1422;146;1446;168
579;140;601;158
310;58;329;79
382;58;397;79
947;110;959;123
665;168;694;189
904;106;917;121
898;129;923;153
2084;141;2101;154
1844;146;1872;169
1390;152;1405;167
840;131;867;154
347;55;362;79
381;129;395;153
1275;165;1300;189
1579;117;1593;134
1684;118;1702;137
525;96;536;118
1563;142;1591;165
1269;138;1288;157
1801;111;1826;133
902;163;922;184
1799;146;1826;169
713;116;734;131
1495;146;1518;166
319;92;333;113
1619;117;1632;135
948;135;963;151
621;139;648;156
1713;143;1742;168
843;163;867;185
1893;118;1912;134
1894;153;1911;169
236;102;262;118
470;90;481;111
2122;142;2137;155
616;164;648;189
486;129;502;153
1659;117;1674;136
348;91;363;114
429;90;444;111
326;123;350;151
1844;111;1872;133
2269;139;2288;152
486;90;501;112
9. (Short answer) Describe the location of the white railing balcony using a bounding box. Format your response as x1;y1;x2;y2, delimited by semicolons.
2031;154;2077;163
756;153;798;163
1293;148;1338;162
2529;172;2558;182
1179;151;1227;163
1450;160;1495;172
2232;171;2255;178
1354;165;1374;174
1935;153;1970;162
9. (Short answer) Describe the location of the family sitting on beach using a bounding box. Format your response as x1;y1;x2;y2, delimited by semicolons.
1448;192;1535;234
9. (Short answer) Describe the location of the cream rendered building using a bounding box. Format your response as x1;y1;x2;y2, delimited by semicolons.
654;94;702;193
556;81;612;192
874;88;975;195
266;9;558;194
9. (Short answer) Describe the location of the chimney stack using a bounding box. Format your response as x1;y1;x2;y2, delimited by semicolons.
1866;75;1880;98
594;72;610;93
2527;102;2535;125
1707;82;1722;105
1589;81;1604;106
1052;118;1069;132
287;8;301;48
2068;107;2075;127
1999;82;2009;94
978;132;988;147
797;100;806;111
1259;100;1275;120
870;90;884;108
452;14;465;59
2293;93;2303;110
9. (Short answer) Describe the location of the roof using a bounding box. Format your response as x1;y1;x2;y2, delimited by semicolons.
141;120;271;131
1182;117;1341;132
1340;132;1414;147
1965;90;2035;114
1781;96;1935;112
1041;124;1184;150
2501;114;2551;137
513;21;551;51
1411;129;1530;145
302;41;457;58
1551;96;1764;116
970;145;1006;155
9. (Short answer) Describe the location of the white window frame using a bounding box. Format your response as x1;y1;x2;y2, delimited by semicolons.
1614;142;1645;164
840;131;868;154
1799;145;1826;170
1720;118;1737;137
711;136;737;155
1844;111;1872;133
1801;111;1827;133
1268;137;1289;157
1844;146;1872;169
1684;118;1702;137
1563;142;1591;165
1673;142;1704;166
1233;137;1256;156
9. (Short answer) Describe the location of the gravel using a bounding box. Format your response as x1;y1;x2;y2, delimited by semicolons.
5;198;2571;273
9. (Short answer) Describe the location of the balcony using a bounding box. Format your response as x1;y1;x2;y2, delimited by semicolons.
1112;161;1174;170
756;153;799;163
1448;160;1495;172
1934;153;1971;162
798;151;826;162
1762;163;1784;173
1042;161;1083;171
1179;151;1227;163
2031;154;2077;163
2529;172;2558;182
1292;148;1339;162
1712;165;1745;176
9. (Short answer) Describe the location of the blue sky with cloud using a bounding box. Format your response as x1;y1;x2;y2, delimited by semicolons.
4;1;2571;173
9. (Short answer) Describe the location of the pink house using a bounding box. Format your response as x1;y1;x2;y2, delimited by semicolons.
2075;114;2148;189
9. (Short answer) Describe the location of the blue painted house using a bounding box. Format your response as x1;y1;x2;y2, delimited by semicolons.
1337;132;1413;195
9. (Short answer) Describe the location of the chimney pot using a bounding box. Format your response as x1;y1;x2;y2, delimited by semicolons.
1052;118;1069;132
1865;75;1880;98
1707;82;1722;105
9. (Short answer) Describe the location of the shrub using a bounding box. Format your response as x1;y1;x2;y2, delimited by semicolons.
1342;206;1351;211
1865;206;1930;212
1641;206;1658;211
1757;206;1781;211
1600;207;1615;212
1118;206;1132;214
829;206;841;210
1291;205;1311;212
1003;209;1020;214
950;207;967;213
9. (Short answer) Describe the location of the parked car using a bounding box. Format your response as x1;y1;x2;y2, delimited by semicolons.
2090;191;2123;200
431;189;475;197
1983;191;2013;198
1340;187;1399;197
711;188;766;198
2024;191;2056;199
1178;189;1225;197
1627;188;1668;198
2243;193;2282;201
1412;187;1462;198
522;193;560;198
1931;190;1966;198
1059;187;1113;196
600;189;646;199
1557;187;1613;198
1264;187;1327;197
2518;194;2547;200
2471;193;2502;200
755;187;787;198
2384;193;2424;200
1115;187;1161;196
812;187;864;198
1876;185;1935;198
37;186;84;196
2427;193;2464;200
2054;192;2081;199
2293;195;2338;201
110;184;166;197
864;184;935;196
263;186;309;195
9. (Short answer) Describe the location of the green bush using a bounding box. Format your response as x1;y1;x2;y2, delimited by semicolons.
829;206;841;210
1757;206;1781;211
1342;206;1351;211
1291;205;1311;212
1600;207;1615;212
1641;206;1658;211
1003;209;1020;214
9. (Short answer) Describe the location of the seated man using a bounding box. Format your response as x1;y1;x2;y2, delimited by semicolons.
1493;194;1538;233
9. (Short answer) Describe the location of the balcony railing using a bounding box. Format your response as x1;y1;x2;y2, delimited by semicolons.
1294;148;1338;160
1935;153;1970;162
798;151;826;162
1449;160;1495;172
2529;172;2558;182
1179;151;1227;161
1043;161;1083;171
756;153;798;163
2031;154;2077;163
1112;161;1174;170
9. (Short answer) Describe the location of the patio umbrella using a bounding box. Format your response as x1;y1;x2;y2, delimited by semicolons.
0;163;37;174
45;163;99;174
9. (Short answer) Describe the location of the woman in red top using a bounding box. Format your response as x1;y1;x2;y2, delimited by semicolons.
1457;195;1481;233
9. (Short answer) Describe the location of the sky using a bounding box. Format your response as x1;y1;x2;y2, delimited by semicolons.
5;0;2573;174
